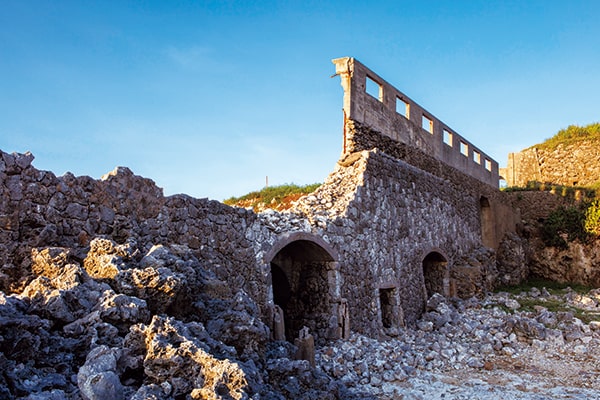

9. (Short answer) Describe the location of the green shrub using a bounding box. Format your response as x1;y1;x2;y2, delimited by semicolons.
537;122;600;150
541;205;588;248
585;199;600;236
223;183;321;211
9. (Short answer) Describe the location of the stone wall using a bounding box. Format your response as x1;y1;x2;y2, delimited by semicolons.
263;134;515;334
503;140;600;187
344;120;518;250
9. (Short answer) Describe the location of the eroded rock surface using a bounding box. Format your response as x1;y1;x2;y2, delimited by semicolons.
0;239;348;399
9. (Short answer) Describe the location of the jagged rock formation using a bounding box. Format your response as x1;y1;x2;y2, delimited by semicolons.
0;238;354;399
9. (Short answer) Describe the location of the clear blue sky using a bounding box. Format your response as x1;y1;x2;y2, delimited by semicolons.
2;1;599;200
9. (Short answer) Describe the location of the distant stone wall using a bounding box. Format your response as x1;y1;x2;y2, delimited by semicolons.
504;191;578;223
503;140;600;187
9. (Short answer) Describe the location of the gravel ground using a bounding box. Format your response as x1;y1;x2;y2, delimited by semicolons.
316;288;600;399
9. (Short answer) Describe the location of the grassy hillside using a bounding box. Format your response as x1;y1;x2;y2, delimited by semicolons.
536;122;600;150
223;183;321;212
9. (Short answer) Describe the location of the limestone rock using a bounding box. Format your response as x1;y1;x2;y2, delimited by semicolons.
77;345;124;400
123;315;249;398
496;232;529;286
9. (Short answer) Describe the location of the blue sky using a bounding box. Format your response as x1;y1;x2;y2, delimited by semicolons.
1;1;599;200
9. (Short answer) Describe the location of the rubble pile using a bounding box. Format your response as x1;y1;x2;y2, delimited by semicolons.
317;290;600;399
0;238;348;399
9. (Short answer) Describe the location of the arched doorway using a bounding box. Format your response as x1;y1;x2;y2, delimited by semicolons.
422;251;448;298
267;233;345;342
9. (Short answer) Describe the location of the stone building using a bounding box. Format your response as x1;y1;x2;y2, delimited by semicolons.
0;57;520;345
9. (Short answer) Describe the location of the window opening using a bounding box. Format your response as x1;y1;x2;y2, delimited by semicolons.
366;76;383;102
422;115;433;133
396;97;410;119
443;129;453;146
460;141;468;157
473;150;481;164
379;288;395;329
485;159;492;171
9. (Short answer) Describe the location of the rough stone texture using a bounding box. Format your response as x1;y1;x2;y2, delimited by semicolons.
528;237;600;287
0;238;346;399
496;232;529;286
1;139;520;341
317;289;600;399
503;140;600;187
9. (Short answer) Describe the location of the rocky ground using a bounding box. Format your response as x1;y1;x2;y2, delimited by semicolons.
1;236;599;399
317;289;600;399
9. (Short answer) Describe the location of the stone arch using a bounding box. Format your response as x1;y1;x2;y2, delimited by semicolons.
422;250;449;299
266;232;345;342
480;196;495;248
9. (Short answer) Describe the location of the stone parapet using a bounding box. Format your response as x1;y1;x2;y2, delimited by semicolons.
333;57;499;188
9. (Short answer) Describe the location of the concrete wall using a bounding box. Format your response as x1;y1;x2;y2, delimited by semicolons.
333;57;500;188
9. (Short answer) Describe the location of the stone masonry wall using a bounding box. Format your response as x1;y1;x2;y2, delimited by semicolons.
332;57;500;187
266;145;503;334
503;140;600;187
345;120;518;249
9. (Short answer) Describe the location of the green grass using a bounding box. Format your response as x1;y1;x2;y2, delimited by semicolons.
495;278;592;296
502;181;598;200
535;122;600;151
494;278;597;323
223;183;321;211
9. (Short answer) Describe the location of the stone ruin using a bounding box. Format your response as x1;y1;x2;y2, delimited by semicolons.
0;57;528;398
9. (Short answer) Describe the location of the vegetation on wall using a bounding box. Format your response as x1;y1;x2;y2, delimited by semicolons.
584;199;600;236
535;122;600;150
223;183;321;212
541;205;589;248
502;181;598;200
541;200;600;248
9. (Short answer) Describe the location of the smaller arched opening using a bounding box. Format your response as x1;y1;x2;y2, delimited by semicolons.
480;196;495;248
422;251;448;299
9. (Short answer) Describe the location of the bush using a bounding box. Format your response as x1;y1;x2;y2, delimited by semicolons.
541;205;588;248
537;122;600;150
223;183;321;211
585;200;600;236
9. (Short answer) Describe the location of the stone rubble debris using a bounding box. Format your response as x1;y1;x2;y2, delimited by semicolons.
317;291;600;399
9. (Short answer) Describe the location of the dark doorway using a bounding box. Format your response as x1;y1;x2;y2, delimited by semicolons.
422;252;447;298
480;196;495;247
270;240;335;341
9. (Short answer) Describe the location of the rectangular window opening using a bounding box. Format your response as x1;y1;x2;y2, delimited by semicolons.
366;76;383;102
443;129;452;146
460;141;468;157
379;288;396;329
396;97;410;119
473;150;481;164
422;115;433;134
485;159;492;171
